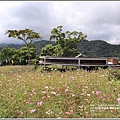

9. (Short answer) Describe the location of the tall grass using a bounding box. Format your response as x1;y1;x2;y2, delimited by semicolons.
0;66;120;118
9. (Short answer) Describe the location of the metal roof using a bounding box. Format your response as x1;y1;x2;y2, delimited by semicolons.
39;56;107;60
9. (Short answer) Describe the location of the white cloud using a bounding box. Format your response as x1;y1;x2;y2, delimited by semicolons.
0;1;120;44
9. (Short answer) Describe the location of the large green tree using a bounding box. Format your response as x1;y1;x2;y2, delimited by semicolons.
0;46;36;65
19;46;36;60
5;29;42;60
40;44;56;56
0;46;17;64
46;26;87;57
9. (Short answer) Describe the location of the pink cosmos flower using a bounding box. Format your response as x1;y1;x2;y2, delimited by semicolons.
78;105;83;108
67;100;71;104
110;109;114;113
29;100;33;103
72;94;75;97
18;111;23;115
117;98;120;105
50;86;54;89
70;106;75;109
84;86;88;89
51;92;56;95
96;91;101;95
99;96;103;99
65;111;73;115
33;92;37;95
71;76;75;79
65;88;69;92
29;109;36;113
37;101;43;106
55;87;59;91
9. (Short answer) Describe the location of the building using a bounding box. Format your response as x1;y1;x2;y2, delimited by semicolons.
107;57;118;65
39;56;108;69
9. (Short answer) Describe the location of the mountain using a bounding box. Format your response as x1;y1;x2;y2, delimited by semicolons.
0;43;25;51
34;40;55;50
0;40;55;54
0;43;8;47
77;40;120;57
0;39;120;57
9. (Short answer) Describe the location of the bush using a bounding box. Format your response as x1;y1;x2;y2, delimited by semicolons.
108;69;120;81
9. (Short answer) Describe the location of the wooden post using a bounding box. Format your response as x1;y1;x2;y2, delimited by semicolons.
62;65;64;70
44;57;46;68
78;58;80;69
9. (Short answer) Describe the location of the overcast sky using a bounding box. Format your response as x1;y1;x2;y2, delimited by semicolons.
0;1;120;45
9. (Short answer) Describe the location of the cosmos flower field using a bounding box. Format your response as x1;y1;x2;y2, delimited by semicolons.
0;66;120;118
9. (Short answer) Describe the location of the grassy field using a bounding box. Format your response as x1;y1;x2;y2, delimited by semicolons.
0;65;120;118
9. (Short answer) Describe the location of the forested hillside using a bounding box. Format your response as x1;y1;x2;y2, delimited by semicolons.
0;39;120;57
0;40;55;54
77;40;120;57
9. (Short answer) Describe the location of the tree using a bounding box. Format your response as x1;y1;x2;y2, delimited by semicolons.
0;46;17;64
19;46;36;59
49;26;87;57
5;29;42;60
40;44;56;56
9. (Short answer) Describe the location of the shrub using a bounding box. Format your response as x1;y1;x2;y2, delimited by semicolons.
108;69;120;81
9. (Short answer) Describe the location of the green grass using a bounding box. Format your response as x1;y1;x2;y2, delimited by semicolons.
0;66;120;118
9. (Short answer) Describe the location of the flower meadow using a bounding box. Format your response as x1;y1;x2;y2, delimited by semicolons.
0;66;120;118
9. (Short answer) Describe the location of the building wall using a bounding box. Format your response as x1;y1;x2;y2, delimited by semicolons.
107;58;118;64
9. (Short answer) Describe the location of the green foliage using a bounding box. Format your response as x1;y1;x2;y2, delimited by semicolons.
77;40;120;57
0;46;17;62
1;39;120;58
42;26;87;57
0;45;36;65
40;44;56;56
5;29;42;60
1;39;120;59
108;69;120;81
19;46;36;60
1;27;120;59
5;29;42;43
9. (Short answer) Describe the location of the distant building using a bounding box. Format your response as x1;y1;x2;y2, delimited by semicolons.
107;57;118;65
